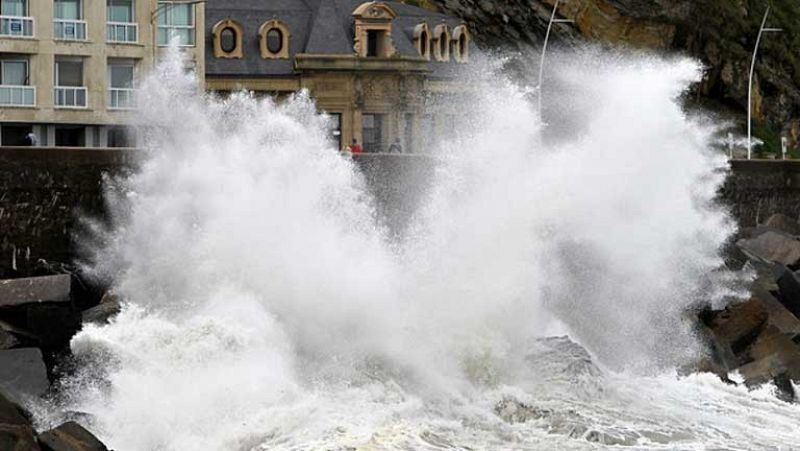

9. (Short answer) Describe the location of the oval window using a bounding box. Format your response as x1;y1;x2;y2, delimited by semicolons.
267;28;283;54
419;30;429;57
220;27;236;53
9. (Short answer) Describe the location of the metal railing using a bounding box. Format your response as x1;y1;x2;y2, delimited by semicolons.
54;86;87;108
107;21;137;43
0;15;34;37
108;88;135;109
157;25;194;46
53;19;87;41
0;85;35;106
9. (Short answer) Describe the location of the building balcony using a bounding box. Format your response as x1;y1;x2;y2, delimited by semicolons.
107;22;137;43
0;85;35;107
0;15;34;38
54;86;87;108
108;88;135;110
54;19;87;41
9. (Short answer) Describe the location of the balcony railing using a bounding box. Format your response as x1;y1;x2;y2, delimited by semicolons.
108;88;135;110
54;86;87;108
53;19;87;41
0;85;35;106
0;15;34;37
107;22;137;43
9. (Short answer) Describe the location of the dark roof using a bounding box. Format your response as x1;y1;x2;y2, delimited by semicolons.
205;0;472;78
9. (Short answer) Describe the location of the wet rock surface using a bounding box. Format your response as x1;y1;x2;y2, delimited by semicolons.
701;214;800;402
0;272;115;450
39;421;109;451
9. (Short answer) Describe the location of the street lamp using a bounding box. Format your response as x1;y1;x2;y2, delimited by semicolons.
747;5;782;159
537;0;574;121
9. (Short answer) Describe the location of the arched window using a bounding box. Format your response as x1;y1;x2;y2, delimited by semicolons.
452;25;470;63
259;20;290;59
212;19;243;59
413;23;431;60
433;23;450;62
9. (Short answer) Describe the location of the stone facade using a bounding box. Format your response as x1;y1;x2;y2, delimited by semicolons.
204;1;473;153
0;0;205;147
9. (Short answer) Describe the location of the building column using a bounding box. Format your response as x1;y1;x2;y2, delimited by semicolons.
46;126;56;146
98;126;109;147
33;125;46;146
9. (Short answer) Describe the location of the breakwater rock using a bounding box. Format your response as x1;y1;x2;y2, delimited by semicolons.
700;213;800;401
0;271;118;450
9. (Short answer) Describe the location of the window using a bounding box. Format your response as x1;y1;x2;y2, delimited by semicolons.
54;57;87;107
330;113;342;150
1;0;33;37
107;0;132;22
1;0;26;16
1;124;33;146
0;57;33;106
157;1;194;46
259;20;289;59
1;59;27;85
433;24;450;62
54;0;86;40
362;114;384;153
352;2;396;58
452;25;470;63
107;0;136;42
267;29;282;53
220;28;235;52
55;126;85;147
212;19;242;58
108;59;135;109
413;23;431;60
108;126;134;147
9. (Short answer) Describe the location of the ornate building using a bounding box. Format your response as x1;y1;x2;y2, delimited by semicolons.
205;0;472;153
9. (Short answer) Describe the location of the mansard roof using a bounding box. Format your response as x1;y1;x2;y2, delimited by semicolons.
205;0;469;78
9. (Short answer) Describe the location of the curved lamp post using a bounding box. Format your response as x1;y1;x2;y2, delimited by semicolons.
747;5;782;159
537;0;574;121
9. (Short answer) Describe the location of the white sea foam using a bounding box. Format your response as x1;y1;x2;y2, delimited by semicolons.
49;48;800;450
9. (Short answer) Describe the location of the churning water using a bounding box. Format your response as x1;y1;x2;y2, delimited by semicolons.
47;50;800;450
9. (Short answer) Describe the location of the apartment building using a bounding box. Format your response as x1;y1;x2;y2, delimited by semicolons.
0;0;205;147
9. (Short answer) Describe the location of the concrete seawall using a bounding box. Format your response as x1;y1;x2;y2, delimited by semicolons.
0;147;797;276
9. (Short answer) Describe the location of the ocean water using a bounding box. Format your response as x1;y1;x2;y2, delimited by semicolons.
42;49;800;450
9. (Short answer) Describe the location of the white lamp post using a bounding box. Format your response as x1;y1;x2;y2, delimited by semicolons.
538;0;574;121
747;5;782;159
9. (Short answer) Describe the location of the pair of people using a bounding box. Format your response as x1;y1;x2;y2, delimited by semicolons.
344;138;403;154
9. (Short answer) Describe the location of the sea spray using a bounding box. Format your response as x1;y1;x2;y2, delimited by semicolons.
51;49;800;450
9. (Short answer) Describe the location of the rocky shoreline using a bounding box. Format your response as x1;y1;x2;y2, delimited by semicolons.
2;217;800;448
0;271;118;450
698;213;800;401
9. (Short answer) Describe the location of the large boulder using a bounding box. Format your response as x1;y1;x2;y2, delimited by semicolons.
38;421;108;451
736;231;800;266
737;325;800;386
776;268;800;319
0;390;40;451
81;292;121;326
0;276;70;308
705;298;769;358
0;328;19;350
763;214;800;237
0;348;49;404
